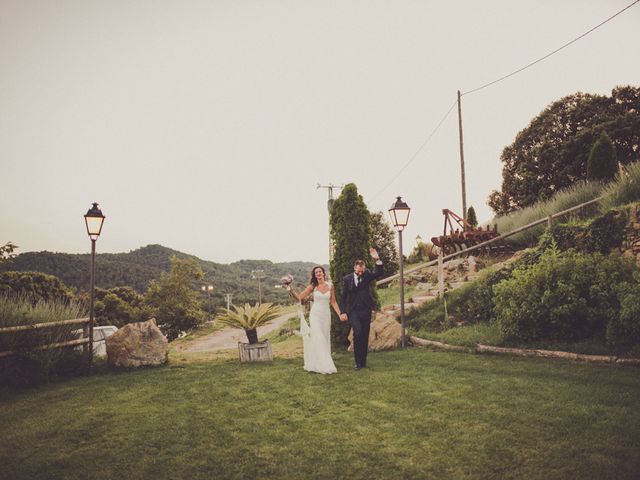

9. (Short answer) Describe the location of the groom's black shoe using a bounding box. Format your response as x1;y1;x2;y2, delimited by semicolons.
354;365;362;371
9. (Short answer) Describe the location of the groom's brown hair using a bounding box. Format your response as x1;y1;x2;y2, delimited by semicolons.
354;260;366;267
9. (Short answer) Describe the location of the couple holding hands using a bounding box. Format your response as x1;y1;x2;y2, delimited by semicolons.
286;248;384;374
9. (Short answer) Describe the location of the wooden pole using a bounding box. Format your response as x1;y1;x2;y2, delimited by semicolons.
457;90;467;224
0;317;89;333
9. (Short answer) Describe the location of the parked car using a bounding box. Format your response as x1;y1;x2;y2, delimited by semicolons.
73;325;118;357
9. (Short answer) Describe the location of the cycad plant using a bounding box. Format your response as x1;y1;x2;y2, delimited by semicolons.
216;303;282;344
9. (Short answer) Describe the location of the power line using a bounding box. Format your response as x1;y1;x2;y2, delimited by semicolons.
370;98;458;201
462;0;640;96
369;0;639;204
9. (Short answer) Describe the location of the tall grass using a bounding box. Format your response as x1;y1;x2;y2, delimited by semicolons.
492;160;640;248
600;160;640;211
0;293;87;385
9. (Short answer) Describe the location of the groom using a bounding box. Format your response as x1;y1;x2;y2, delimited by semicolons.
340;248;383;370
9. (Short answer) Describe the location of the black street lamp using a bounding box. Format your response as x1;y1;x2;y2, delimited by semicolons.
84;202;105;367
202;285;213;321
388;196;410;348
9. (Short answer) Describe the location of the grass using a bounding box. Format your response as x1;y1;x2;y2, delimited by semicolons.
414;323;504;349
409;323;629;357
1;348;639;480
377;285;417;307
491;160;640;248
493;180;603;248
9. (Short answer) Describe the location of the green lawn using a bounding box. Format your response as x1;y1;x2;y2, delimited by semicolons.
1;348;639;479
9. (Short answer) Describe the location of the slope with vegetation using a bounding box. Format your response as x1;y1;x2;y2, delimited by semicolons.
0;244;318;307
407;183;640;357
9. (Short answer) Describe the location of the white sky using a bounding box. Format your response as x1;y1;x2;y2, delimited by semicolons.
1;0;639;264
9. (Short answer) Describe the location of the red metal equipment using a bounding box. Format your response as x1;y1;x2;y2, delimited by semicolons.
430;209;508;256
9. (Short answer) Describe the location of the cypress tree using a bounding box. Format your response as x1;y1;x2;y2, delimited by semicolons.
329;183;376;349
466;206;478;228
587;131;618;181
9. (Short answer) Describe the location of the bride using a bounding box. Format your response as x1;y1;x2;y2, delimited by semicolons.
287;266;341;374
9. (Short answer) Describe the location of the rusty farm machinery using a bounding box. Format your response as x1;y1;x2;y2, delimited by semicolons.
430;209;510;256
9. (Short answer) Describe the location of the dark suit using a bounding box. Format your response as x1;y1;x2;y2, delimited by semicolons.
341;263;383;368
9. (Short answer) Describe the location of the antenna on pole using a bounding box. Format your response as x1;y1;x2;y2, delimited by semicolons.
317;183;344;263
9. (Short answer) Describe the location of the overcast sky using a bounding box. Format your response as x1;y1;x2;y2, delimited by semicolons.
2;0;639;265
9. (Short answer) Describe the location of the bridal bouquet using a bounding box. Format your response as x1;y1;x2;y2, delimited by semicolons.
280;274;293;287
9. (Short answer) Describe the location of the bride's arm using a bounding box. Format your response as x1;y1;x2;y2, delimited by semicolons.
330;284;342;317
287;284;313;301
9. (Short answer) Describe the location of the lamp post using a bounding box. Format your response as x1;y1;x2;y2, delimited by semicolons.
201;285;213;321
388;196;410;348
251;269;265;304
84;202;105;367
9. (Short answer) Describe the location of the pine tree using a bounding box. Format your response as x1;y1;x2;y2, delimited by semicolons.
329;183;376;349
587;131;618;181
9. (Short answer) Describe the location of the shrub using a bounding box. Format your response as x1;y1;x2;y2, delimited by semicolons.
493;246;637;345
607;279;640;354
0;293;86;386
405;265;514;334
542;209;628;254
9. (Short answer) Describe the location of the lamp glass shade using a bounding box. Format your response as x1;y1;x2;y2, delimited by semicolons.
388;196;411;230
84;203;105;239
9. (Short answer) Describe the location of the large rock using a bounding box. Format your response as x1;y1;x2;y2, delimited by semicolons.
348;313;403;352
106;318;168;368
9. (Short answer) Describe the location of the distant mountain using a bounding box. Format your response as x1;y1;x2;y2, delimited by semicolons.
0;244;321;306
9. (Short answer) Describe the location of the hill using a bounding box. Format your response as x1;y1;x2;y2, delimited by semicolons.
0;244;319;306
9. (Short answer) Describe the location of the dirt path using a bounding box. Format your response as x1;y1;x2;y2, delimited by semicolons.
179;309;297;353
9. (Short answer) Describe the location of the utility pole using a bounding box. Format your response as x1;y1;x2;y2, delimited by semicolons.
251;269;265;304
317;183;343;262
457;90;467;226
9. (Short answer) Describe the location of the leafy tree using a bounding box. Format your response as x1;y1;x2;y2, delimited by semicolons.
489;86;640;215
370;211;399;276
144;256;205;341
587;131;618;181
0;271;75;304
94;286;151;327
0;242;17;262
329;183;377;348
466;206;478;228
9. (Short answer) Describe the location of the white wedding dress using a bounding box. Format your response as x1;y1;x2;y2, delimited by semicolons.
302;285;337;374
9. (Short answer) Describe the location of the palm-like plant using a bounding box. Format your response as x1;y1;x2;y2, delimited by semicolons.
216;303;282;344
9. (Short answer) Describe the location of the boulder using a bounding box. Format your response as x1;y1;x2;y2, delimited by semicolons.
106;318;168;368
348;313;403;352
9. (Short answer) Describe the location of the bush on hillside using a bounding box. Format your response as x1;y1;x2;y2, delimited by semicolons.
405;266;515;334
607;279;640;355
542;209;628;254
493;245;638;350
0;293;86;386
